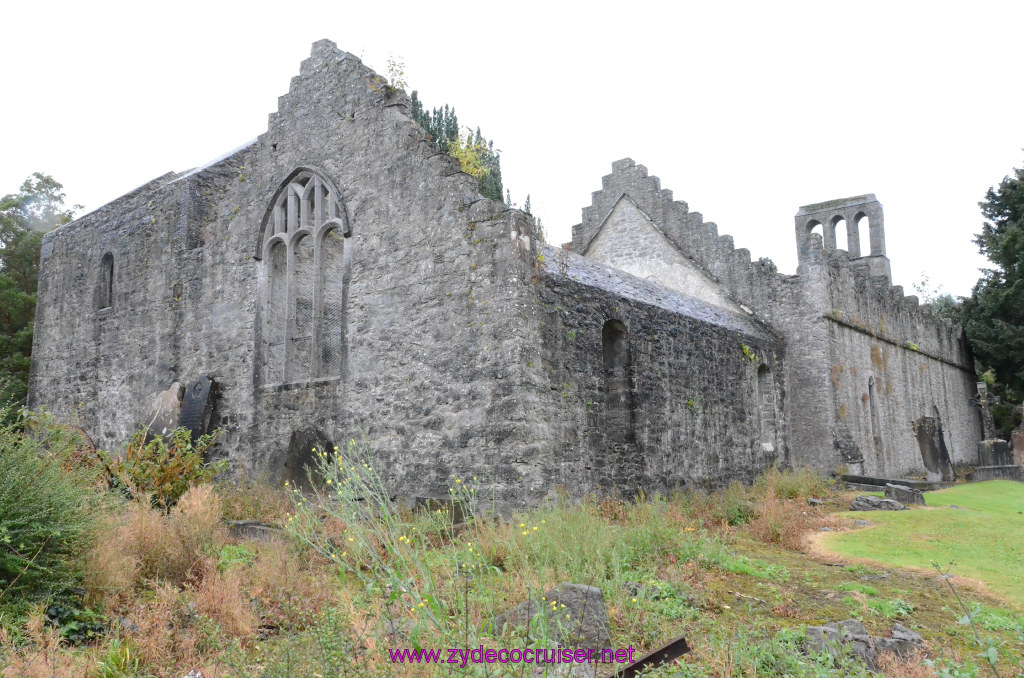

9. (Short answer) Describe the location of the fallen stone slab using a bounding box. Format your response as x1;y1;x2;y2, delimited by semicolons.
850;495;906;511
805;619;923;669
490;583;611;651
806;619;874;666
885;483;926;506
226;520;286;542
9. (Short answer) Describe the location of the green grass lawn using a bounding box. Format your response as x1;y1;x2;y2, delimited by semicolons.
823;480;1024;608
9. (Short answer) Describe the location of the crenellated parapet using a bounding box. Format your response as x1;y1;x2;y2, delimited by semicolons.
819;248;972;369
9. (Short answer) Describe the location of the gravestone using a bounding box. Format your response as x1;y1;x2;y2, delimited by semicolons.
1012;423;1024;467
180;376;215;441
142;382;183;440
913;416;955;482
978;439;1012;467
284;428;334;490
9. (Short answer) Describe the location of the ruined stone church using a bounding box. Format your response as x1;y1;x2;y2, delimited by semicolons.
28;40;983;509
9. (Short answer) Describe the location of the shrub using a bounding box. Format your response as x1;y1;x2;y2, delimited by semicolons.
0;411;105;609
105;427;222;509
0;610;95;677
83;485;225;607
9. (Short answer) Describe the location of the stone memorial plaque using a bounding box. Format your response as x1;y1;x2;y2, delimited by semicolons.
180;376;215;440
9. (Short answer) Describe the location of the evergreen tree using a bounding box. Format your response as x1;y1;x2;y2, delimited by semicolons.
409;91;504;202
961;159;1024;435
0;174;77;415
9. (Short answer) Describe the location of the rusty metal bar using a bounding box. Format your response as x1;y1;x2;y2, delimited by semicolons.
604;634;691;678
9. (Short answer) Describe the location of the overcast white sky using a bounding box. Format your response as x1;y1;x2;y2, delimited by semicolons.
2;1;1022;298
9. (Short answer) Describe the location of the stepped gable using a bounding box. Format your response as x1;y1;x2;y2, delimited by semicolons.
258;39;498;255
571;159;790;315
262;38;466;179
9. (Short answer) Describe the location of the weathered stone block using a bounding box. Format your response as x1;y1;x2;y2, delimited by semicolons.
967;465;1024;482
490;583;611;651
805;619;922;669
142;382;183;439
850;495;906;511
1012;425;1024;467
884;483;925;506
978;439;1012;467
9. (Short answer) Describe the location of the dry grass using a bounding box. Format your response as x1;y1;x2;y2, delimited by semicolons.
5;467;1019;678
242;539;341;630
0;611;93;678
124;582;182;673
875;647;938;677
193;558;256;639
119;581;229;678
216;477;291;525
84;485;226;607
747;475;836;551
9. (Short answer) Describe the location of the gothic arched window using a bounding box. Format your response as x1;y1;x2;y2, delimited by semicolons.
258;168;351;386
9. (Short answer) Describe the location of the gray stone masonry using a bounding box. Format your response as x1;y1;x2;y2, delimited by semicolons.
884;483;926;506
850;495;907;511
571;158;981;481
967;466;1024;482
805;619;923;669
28;40;982;510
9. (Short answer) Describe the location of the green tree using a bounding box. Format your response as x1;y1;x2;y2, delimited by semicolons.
961;159;1024;435
410;92;504;202
0;174;78;414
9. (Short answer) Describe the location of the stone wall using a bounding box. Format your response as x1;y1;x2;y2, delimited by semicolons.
571;159;981;477
820;253;982;476
30;41;547;510
519;245;786;497
29;40;982;508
